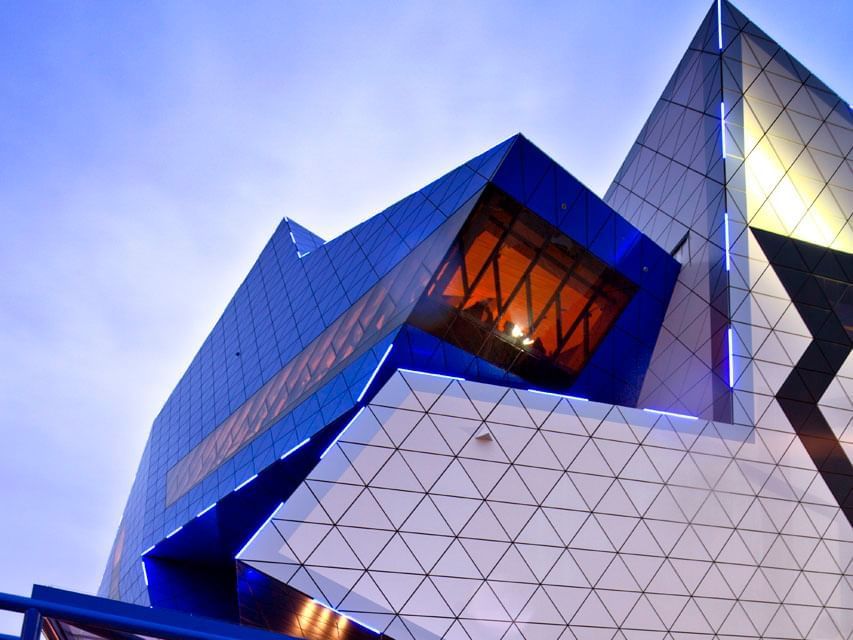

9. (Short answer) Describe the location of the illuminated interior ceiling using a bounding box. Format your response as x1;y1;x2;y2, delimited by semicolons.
725;34;852;253
410;185;637;388
237;562;381;640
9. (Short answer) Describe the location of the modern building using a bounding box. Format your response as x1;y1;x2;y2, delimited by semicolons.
92;2;851;639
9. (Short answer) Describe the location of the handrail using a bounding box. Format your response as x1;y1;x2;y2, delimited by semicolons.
0;592;297;640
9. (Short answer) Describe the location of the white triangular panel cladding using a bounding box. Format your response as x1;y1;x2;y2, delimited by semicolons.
239;371;853;638
728;228;809;435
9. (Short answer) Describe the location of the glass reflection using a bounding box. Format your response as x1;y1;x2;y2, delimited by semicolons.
411;185;636;388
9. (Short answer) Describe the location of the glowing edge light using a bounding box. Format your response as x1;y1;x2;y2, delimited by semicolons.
716;0;723;49
727;326;735;387
235;473;258;492
196;502;217;519
723;213;731;271
281;437;311;460
143;437;312;561
720;102;727;158
311;600;382;635
320;407;366;460
235;502;284;560
528;389;589;402
140;560;149;587
357;344;394;402
398;368;465;382
643;408;699;421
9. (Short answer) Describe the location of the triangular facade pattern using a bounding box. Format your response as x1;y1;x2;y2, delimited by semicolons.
99;137;514;602
715;3;853;520
606;0;853;430
604;3;730;422
100;134;677;605
285;218;326;257
240;370;853;638
605;0;852;524
99;3;853;637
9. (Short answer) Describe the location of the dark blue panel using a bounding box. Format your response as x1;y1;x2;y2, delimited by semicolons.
101;133;679;606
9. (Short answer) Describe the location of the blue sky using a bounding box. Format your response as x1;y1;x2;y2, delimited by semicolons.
0;0;849;628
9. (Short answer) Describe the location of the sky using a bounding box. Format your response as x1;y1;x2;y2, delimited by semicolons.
0;0;850;631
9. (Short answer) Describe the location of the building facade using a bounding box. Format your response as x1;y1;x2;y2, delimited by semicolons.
101;2;852;639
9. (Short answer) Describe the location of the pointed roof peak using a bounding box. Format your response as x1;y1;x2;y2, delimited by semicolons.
282;217;325;257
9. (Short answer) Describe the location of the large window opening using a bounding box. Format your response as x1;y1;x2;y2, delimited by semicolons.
410;185;636;387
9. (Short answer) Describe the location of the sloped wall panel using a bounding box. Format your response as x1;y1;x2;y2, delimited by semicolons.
239;370;853;639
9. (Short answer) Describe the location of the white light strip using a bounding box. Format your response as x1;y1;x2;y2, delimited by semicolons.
234;473;258;492
196;502;217;519
141;544;157;557
320;407;366;460
398;368;465;382
234;503;284;560
280;437;311;460
723;212;731;271
717;0;724;49
528;389;589;402
643;408;699;421
311;600;382;635
728;326;735;387
140;560;149;587
357;344;394;402
165;525;183;539
720;101;727;158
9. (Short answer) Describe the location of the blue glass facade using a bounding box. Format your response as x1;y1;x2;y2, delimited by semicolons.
100;134;678;610
92;4;853;638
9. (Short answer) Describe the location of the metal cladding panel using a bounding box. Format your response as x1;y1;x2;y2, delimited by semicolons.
98;137;507;602
237;370;853;639
101;128;676;606
605;0;853;434
604;1;730;422
101;0;852;620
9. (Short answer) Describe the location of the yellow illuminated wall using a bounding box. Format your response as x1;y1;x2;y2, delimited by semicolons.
724;34;852;253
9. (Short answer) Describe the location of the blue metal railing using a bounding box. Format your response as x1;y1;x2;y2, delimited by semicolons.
0;588;298;640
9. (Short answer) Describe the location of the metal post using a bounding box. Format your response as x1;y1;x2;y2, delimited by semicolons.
19;608;41;640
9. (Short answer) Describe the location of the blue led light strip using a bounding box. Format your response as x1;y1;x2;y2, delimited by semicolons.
320;407;366;460
280;437;311;460
727;326;736;387
717;0;734;399
716;0;724;49
356;344;394;402
142;437;312;561
397;368;465;382
234;473;258;492
196;502;217;519
643;408;699;421
528;389;589;402
165;526;183;539
235;503;284;560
